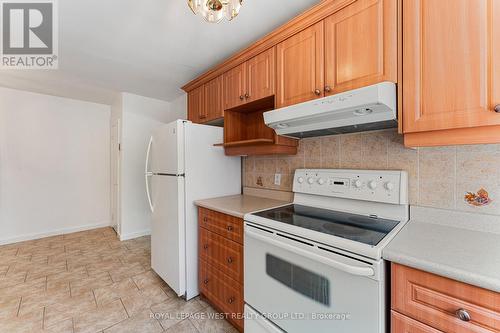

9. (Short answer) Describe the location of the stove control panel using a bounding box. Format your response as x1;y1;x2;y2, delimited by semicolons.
293;169;408;205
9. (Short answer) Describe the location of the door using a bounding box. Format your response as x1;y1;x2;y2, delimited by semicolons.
403;0;500;133
110;119;121;235
204;76;224;121
324;0;397;96
247;47;276;103
223;62;247;110
244;223;382;333
151;174;186;297
276;21;324;108
188;85;205;123
150;120;184;175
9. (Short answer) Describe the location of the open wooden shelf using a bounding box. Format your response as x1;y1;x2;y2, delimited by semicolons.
222;139;274;147
222;96;298;156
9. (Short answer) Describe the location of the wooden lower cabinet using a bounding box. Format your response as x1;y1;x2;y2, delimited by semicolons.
198;208;244;332
199;260;244;330
391;263;500;333
392;311;443;333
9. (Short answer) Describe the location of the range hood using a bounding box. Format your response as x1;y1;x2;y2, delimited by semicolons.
264;82;397;138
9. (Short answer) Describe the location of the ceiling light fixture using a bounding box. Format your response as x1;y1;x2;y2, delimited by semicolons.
188;0;243;23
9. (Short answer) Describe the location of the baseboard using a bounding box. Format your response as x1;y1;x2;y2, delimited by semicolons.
119;229;151;241
0;221;112;245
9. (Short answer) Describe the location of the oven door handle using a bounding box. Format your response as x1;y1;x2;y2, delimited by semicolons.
246;228;375;277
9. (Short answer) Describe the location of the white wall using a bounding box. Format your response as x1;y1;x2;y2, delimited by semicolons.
117;93;186;240
0;87;111;244
170;93;188;121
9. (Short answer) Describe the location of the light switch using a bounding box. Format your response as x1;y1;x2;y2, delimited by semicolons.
274;173;281;186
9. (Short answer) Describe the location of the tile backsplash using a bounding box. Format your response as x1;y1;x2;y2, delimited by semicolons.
243;129;500;215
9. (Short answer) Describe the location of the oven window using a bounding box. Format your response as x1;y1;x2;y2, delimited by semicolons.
266;254;330;306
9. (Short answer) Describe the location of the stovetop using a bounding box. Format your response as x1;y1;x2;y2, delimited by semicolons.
252;204;400;246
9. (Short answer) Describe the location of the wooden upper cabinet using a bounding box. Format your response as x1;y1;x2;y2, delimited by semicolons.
324;0;397;95
188;85;205;123
246;48;276;103
223;63;247;110
276;21;324;108
403;0;500;134
204;76;223;121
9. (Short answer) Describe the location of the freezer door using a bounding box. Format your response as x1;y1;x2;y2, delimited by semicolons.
151;120;185;175
151;174;186;297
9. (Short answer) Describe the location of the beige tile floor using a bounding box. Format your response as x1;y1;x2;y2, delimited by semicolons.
0;227;238;333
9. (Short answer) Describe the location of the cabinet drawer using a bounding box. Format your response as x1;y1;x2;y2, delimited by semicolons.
199;260;244;330
199;228;243;283
199;208;243;244
392;311;443;333
392;264;500;333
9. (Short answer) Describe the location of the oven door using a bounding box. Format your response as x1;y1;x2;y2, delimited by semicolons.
244;222;385;333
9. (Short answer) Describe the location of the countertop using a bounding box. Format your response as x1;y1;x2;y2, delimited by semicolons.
383;206;500;293
195;194;291;219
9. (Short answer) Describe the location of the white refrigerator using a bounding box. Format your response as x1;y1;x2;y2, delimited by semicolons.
145;120;241;300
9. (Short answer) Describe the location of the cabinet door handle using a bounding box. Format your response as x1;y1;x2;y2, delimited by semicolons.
494;104;500;113
203;244;209;249
227;257;233;264
226;225;234;232
245;93;250;99
324;86;332;93
203;217;208;222
203;278;209;285
456;309;471;322
227;296;235;304
239;95;245;100
314;89;321;96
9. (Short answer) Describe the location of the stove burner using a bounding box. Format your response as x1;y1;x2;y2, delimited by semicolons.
253;204;400;246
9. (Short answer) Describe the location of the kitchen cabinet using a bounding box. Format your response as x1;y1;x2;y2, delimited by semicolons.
187;85;205;123
276;0;397;107
324;0;397;95
403;0;500;147
198;207;244;332
223;62;247;110
223;48;276;110
246;47;276;103
276;22;324;108
188;77;223;124
391;263;500;333
204;76;224;121
391;311;443;333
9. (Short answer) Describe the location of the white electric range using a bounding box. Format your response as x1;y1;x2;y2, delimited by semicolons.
243;169;409;333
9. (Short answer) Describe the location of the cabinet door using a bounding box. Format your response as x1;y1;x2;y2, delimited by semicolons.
223;63;247;110
187;85;205;123
204;76;223;122
391;311;443;333
403;0;500;133
324;0;397;96
247;47;276;103
276;21;324;108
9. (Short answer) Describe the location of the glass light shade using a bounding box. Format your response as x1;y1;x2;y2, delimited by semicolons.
188;0;243;23
224;0;242;20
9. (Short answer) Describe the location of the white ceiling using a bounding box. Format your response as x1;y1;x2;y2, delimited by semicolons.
0;0;320;104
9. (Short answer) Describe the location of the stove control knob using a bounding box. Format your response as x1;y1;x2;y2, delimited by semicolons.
297;177;304;184
385;181;395;191
317;178;326;185
368;180;378;190
353;180;363;188
307;177;315;185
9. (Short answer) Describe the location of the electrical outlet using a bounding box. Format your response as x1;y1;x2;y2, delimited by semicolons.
274;173;281;186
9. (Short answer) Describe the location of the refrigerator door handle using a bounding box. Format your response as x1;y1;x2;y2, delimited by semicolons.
145;136;154;212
